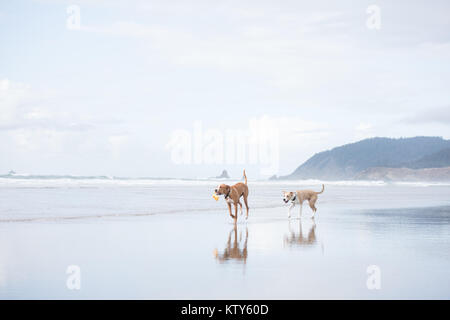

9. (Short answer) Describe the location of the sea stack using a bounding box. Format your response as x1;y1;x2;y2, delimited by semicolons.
215;170;230;179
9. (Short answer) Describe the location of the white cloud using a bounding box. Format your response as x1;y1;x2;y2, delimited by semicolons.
108;135;128;158
74;9;355;92
356;122;373;131
259;115;330;175
8;128;66;152
355;122;374;140
0;79;31;126
23;108;53;120
0;78;99;132
80;21;178;39
3;1;450;177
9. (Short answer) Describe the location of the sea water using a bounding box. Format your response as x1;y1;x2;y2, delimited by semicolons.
0;177;449;299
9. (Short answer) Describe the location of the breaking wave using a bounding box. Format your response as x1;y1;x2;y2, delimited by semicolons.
1;173;449;188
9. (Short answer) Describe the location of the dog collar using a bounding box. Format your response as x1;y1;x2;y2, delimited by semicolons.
224;191;231;199
291;194;297;202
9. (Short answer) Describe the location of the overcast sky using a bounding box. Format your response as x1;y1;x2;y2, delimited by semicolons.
1;0;449;179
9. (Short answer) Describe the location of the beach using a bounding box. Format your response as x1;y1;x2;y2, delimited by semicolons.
0;178;449;299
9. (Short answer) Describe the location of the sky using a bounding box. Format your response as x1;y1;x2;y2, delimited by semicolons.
1;0;449;179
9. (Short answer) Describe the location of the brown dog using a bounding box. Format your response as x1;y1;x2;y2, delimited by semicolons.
282;184;324;219
214;170;249;221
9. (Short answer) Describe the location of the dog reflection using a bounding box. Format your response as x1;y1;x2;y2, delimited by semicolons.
214;225;248;264
284;220;317;247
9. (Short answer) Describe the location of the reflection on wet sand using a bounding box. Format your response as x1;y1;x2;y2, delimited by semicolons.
284;219;318;248
214;225;248;264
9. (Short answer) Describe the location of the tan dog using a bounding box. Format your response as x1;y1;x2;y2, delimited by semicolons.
214;170;249;221
282;184;324;219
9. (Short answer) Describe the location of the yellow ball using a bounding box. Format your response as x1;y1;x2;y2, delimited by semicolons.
212;193;219;201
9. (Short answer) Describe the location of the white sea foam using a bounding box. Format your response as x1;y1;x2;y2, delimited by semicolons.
0;177;215;188
1;176;450;188
254;179;387;187
393;181;450;187
1;177;449;223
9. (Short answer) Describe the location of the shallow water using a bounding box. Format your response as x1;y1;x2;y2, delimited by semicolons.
0;179;449;299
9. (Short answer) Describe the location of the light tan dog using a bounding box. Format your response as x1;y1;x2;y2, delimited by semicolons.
282;184;324;219
214;170;249;221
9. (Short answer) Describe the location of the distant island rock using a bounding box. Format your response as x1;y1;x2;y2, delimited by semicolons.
214;170;230;179
279;136;450;181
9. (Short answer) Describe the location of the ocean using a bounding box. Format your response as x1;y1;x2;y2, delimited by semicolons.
0;177;449;299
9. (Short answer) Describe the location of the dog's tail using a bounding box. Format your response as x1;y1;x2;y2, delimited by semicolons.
316;184;324;194
243;169;247;185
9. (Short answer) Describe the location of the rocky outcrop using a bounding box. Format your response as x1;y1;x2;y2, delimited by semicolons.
215;170;230;179
355;166;450;182
280;136;450;180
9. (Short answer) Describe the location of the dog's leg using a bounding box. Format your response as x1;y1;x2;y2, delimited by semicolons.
234;203;238;222
227;202;235;219
243;194;249;219
309;196;318;218
238;201;243;215
299;203;303;219
288;203;295;218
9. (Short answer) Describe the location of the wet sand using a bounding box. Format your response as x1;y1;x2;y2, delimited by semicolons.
1;200;449;299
